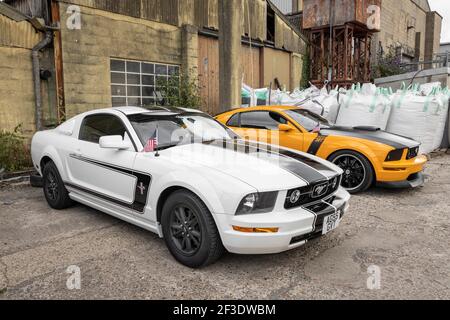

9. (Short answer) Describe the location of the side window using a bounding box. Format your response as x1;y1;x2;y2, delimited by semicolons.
226;114;240;127
240;111;287;130
79;114;127;144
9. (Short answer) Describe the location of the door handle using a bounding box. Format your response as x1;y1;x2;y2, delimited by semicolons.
71;149;82;158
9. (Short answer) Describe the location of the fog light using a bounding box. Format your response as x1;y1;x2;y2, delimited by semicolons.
232;226;279;233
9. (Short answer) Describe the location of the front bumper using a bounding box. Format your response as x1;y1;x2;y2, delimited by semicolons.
215;188;350;255
376;155;427;185
377;172;424;189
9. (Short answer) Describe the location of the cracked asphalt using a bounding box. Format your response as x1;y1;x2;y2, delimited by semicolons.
0;154;449;300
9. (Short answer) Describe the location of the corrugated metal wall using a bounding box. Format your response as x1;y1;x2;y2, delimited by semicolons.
5;0;50;22
0;14;42;49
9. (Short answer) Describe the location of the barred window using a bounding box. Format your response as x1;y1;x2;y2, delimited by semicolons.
110;58;180;107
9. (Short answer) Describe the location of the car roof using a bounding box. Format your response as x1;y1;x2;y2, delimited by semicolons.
217;105;298;116
112;106;204;116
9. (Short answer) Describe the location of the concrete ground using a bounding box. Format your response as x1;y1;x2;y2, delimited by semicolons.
0;155;449;300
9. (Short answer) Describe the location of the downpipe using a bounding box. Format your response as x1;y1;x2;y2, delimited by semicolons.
32;31;53;131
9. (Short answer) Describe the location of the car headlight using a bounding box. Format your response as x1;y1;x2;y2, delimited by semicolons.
331;176;340;190
385;149;405;162
235;192;278;215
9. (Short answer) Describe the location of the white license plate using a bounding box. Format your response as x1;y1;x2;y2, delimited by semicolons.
322;210;341;235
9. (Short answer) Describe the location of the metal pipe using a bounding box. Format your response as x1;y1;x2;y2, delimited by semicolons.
328;0;334;88
32;31;53;131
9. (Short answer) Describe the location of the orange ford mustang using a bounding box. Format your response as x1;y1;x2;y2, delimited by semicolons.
215;106;427;194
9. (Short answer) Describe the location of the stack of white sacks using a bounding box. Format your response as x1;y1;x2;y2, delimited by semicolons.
241;82;450;154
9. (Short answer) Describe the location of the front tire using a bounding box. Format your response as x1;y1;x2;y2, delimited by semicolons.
328;150;374;194
42;161;74;209
161;190;225;268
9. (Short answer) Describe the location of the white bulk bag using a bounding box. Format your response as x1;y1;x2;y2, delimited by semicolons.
323;88;342;124
420;82;442;96
431;91;449;150
335;89;392;130
386;91;445;154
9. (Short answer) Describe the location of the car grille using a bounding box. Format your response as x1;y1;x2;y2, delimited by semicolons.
284;175;341;210
407;146;419;160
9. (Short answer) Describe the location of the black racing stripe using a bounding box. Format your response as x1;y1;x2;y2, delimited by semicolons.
321;127;420;149
241;141;331;184
307;135;327;155
203;139;329;184
68;155;151;213
276;149;332;178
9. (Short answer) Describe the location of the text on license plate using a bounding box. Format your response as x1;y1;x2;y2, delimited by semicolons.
322;210;341;235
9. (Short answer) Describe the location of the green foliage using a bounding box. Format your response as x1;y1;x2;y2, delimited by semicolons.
372;45;404;79
0;125;32;172
300;55;311;89
155;71;203;109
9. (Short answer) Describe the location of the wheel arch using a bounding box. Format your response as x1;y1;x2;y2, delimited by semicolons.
38;146;67;180
156;186;187;224
326;148;377;182
40;156;53;172
155;185;222;226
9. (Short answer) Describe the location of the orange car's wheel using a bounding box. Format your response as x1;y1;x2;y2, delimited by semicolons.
328;150;374;194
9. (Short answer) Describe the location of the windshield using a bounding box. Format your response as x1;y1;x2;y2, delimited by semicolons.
128;112;238;150
284;109;331;132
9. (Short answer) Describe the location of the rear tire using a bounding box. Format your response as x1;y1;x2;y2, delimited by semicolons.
328;150;374;194
161;190;225;268
42;161;74;209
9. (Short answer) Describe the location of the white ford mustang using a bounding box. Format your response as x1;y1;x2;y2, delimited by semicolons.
31;106;350;268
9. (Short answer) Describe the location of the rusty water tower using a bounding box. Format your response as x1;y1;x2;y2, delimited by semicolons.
302;0;381;88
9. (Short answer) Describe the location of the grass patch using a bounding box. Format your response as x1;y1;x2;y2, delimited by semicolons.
0;125;33;173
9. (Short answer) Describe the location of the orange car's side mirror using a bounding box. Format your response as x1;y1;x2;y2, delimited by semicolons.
278;124;293;132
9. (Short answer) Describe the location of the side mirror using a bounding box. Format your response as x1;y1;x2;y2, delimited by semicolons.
99;135;130;150
278;124;293;132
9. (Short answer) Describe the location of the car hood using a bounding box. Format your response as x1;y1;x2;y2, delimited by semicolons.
161;140;341;191
321;126;420;149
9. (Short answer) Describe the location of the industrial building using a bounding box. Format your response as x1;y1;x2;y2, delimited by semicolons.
0;0;308;136
276;0;443;85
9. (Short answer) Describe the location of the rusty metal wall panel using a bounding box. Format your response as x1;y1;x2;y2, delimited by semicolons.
0;14;42;49
303;0;381;29
5;0;45;18
140;0;178;25
243;0;266;40
207;0;218;29
159;0;178;25
178;0;195;26
93;0;141;18
194;0;208;27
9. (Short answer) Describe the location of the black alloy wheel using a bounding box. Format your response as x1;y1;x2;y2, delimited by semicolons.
170;205;202;255
42;161;74;209
328;150;374;194
161;190;225;268
45;170;59;202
